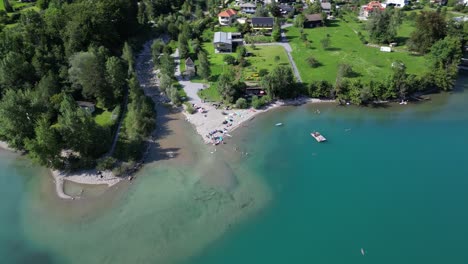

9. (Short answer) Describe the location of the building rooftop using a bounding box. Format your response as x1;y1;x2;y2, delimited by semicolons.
305;14;323;22
214;32;232;44
251;17;274;25
279;4;294;12
364;1;385;11
240;3;256;8
185;57;194;67
218;9;237;17
321;2;331;9
76;101;95;108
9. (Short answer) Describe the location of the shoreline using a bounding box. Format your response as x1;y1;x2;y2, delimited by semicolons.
182;97;335;144
50;170;122;200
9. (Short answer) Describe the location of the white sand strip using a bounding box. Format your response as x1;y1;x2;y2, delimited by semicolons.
51;169;121;200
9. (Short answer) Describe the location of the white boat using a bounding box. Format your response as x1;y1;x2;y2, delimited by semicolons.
275;123;283;126
311;132;326;142
361;248;365;256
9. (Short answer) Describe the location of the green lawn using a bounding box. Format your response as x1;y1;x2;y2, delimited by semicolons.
94;109;114;127
217;26;239;32
195;40;291;101
243;45;290;81
286;19;426;84
199;84;221;102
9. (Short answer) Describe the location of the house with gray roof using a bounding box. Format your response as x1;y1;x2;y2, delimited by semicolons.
251;17;274;31
240;2;256;14
321;2;331;14
214;32;233;53
213;32;243;53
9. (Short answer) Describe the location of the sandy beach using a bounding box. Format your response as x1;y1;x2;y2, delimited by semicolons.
182;97;335;144
50;170;121;200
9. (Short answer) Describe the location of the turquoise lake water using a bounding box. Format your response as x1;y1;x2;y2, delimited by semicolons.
1;76;467;263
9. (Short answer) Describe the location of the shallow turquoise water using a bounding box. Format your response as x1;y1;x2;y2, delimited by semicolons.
1;76;467;263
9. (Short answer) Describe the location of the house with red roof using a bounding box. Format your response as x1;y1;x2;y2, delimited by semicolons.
362;1;385;17
218;9;238;26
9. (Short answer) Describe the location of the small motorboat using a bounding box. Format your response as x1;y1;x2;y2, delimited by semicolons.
275;123;283;127
311;132;327;142
361;248;365;256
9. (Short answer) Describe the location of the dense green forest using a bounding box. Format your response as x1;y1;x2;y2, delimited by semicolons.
0;0;195;171
0;0;465;172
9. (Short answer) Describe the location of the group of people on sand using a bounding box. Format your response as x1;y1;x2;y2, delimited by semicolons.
206;129;228;146
192;104;206;114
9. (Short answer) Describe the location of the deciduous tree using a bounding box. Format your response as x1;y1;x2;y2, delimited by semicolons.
408;11;447;53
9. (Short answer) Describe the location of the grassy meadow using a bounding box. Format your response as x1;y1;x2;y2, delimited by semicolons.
285;18;426;84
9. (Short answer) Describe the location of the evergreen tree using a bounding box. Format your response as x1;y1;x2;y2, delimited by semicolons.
3;0;13;13
122;42;135;76
24;116;61;168
0;89;41;149
178;33;189;59
197;51;211;80
105;56;127;102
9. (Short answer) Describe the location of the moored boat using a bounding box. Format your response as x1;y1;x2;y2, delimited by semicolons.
311;132;326;142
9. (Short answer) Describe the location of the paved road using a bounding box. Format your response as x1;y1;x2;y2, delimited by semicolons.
254;23;302;83
173;49;204;104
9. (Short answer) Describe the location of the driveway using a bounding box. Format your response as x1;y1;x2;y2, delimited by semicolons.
173;49;204;104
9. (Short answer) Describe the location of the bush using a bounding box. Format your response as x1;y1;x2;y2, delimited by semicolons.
168;86;181;106
237;46;247;58
453;4;468;12
96;157;117;171
320;36;331;49
184;102;196;114
306;56;321;68
357;31;368;44
252;95;267;109
337;63;354;78
258;69;269;77
112;161;136;177
272;29;281;42
223;55;237;65
308;80;333;98
235;98;248;109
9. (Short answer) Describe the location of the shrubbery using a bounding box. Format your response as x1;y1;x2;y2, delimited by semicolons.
235;98;248;109
252;95;269;109
184;102;196;114
96;157;117;171
306;56;321;68
223;55;237;65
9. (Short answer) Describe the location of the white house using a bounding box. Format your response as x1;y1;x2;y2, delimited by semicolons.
218;9;238;26
386;0;408;7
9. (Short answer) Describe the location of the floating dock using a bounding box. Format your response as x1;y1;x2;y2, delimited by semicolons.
311;132;327;142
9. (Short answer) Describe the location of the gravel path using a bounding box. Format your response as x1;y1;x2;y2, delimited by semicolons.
173;49;204;104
